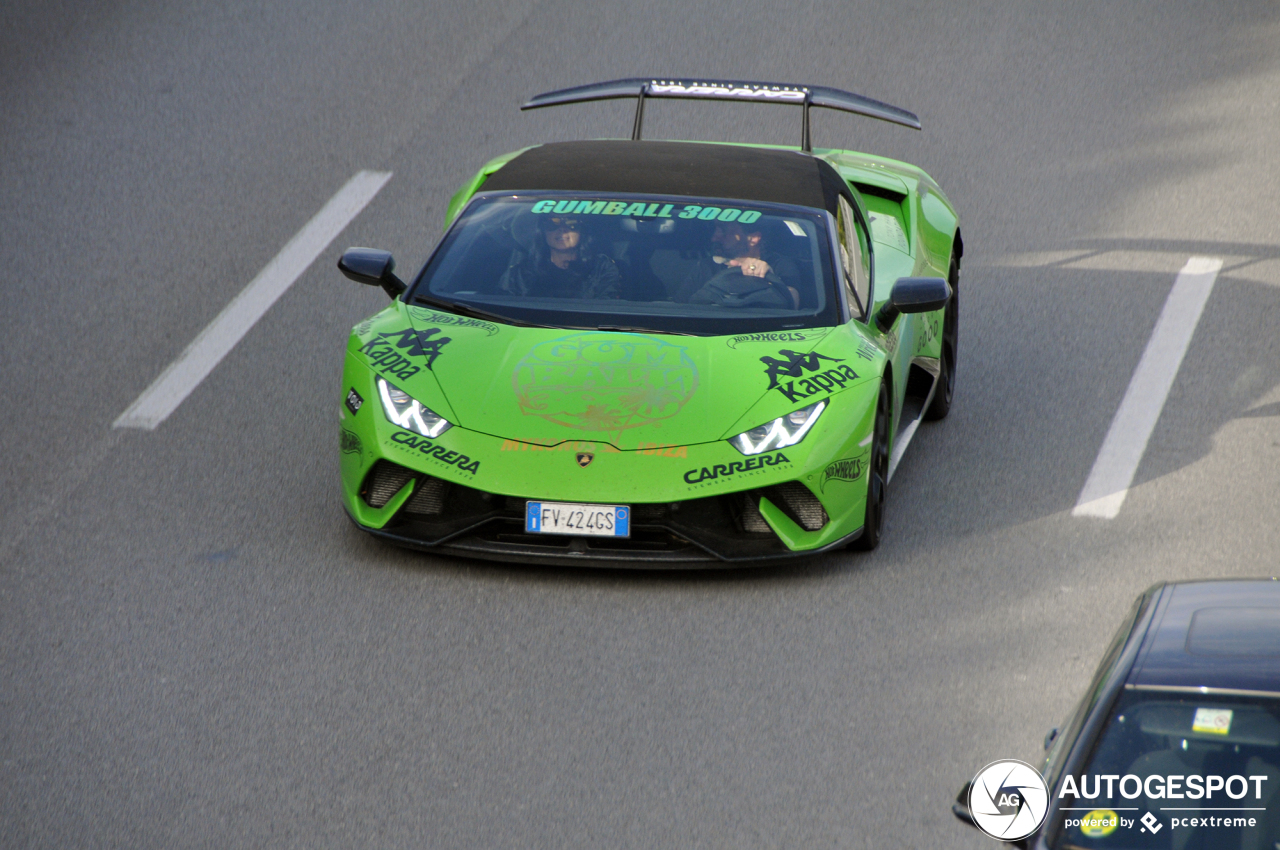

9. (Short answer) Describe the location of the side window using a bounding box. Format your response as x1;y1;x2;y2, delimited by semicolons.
837;196;871;317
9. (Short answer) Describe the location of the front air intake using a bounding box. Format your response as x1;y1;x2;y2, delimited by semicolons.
739;497;772;533
767;482;828;531
362;461;414;508
403;476;448;515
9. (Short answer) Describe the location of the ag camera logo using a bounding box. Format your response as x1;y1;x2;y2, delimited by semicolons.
969;759;1050;841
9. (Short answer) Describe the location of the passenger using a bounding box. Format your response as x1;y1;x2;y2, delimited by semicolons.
682;222;800;308
499;215;620;300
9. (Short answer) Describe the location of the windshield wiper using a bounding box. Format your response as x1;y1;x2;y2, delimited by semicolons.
411;295;552;329
595;324;697;336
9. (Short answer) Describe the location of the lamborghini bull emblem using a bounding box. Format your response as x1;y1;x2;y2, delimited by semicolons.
513;333;699;432
575;452;594;467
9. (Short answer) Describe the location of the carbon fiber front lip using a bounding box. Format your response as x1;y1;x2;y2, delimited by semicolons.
343;507;863;569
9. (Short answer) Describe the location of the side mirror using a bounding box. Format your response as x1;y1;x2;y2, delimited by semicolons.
1044;727;1060;750
874;276;951;332
338;247;405;299
953;780;1032;849
953;781;979;830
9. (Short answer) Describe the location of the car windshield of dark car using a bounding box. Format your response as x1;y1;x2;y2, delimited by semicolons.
1050;691;1280;850
409;193;839;335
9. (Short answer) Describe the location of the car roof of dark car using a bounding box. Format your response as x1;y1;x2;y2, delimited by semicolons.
1130;579;1280;695
479;140;853;216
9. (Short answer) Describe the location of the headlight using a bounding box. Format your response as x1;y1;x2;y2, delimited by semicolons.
377;377;452;438
728;400;825;455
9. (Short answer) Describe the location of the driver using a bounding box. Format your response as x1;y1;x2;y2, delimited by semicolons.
683;222;800;308
499;215;620;300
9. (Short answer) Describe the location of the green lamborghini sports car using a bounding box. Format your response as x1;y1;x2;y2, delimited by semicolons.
336;78;962;567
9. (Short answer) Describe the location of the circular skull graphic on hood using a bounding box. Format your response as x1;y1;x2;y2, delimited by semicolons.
513;333;699;432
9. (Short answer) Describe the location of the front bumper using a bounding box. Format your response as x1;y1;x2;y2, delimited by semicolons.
341;470;864;568
338;361;877;568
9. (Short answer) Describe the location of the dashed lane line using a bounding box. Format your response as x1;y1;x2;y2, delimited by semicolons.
1073;256;1223;519
114;170;392;430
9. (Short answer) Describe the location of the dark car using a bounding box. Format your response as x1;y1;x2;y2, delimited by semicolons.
955;578;1280;848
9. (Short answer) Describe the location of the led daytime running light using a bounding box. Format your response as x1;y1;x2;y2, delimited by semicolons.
377;378;452;438
729;400;825;455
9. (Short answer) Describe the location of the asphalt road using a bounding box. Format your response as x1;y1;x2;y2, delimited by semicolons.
3;1;1280;847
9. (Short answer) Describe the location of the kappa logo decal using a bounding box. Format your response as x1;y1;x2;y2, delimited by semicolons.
760;349;858;403
360;327;452;380
761;349;842;388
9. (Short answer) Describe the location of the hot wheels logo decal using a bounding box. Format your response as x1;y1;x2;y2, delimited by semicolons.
340;429;362;456
820;453;866;493
725;330;826;349
407;307;500;336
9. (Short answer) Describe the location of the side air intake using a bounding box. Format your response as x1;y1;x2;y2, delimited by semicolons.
362;461;414;508
766;482;829;531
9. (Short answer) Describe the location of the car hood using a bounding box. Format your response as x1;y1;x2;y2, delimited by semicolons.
403;307;833;450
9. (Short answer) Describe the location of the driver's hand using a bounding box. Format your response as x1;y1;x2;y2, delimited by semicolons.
728;257;772;278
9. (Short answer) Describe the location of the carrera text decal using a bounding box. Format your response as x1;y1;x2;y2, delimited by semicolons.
760;349;858;403
513;333;698;432
360;327;452;380
683;451;790;486
389;430;480;474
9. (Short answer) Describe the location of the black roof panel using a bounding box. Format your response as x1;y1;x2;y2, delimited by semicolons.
480;140;851;215
1131;580;1280;693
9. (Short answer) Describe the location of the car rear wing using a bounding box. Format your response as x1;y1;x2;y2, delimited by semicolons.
521;78;921;152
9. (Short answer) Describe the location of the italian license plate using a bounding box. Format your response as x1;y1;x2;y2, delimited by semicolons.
525;501;630;537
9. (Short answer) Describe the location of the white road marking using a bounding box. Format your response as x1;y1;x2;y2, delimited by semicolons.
114;170;392;430
1073;256;1223;518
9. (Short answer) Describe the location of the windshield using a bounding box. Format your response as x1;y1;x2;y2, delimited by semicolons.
1051;690;1280;849
409;193;840;335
